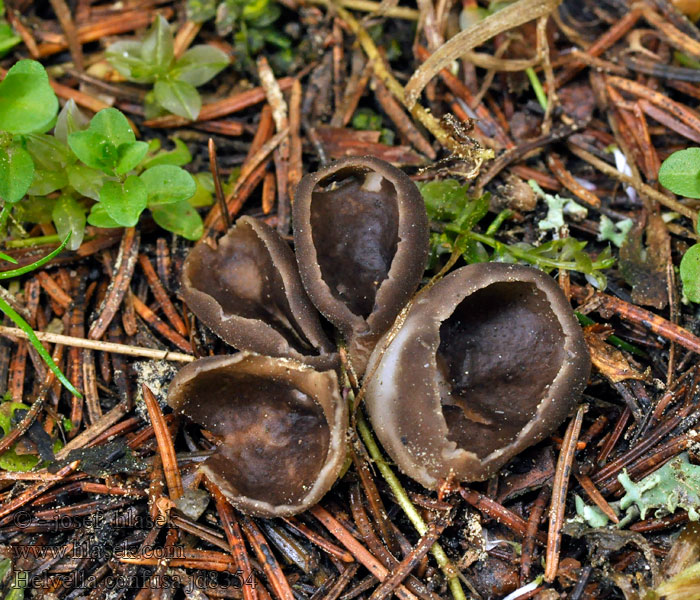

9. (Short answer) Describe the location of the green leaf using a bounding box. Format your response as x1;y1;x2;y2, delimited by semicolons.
189;172;215;207
0;59;59;134
25;133;71;169
115;140;149;175
66;163;105;201
142;137;191;168
14;196;53;223
67;130;117;172
151;198;203;240
418;179;470;222
141;165;196;205
659;148;700;198
87;203;121;228
27;169;68;195
88;108;136;146
105;40;156;83
154;79;201;120
0;445;39;471
52;196;86;251
54;98;88;144
172;45;229;86
681;243;700;303
0;293;81;397
141;15;174;73
0;143;34;203
187;0;217;22
99;175;147;226
0;23;21;58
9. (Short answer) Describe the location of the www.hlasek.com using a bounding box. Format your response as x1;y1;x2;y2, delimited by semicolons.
13;570;238;593
11;543;187;561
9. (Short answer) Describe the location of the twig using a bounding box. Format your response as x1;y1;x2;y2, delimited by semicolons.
545;406;585;582
0;326;194;362
142;384;183;500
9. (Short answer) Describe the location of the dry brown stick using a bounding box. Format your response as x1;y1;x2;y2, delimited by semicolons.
6;10;39;57
173;20;202;59
545;406;585;582
282;517;355;563
0;326;194;362
0;461;79;519
138;254;187;337
142;384;183;500
373;77;436;160
459;487;546;543
369;519;447;600
132;293;192;353
206;479;260;600
0;372;54;456
204;105;275;232
48;0;83;70
608;76;700;139
81;349;101;423
580;290;700;355
143;78;294;127
240;515;296;600
262;171;276;214
415;44;513;149
287;79;303;202
567;143;697;221
546;153;601;208
310;505;419;600
36;9;165;57
520;485;550;585
574;470;619;523
554;7;642;87
88;228;140;340
36;271;73;310
258;56;291;233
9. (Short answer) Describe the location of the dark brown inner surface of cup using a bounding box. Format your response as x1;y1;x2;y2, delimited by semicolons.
436;281;564;457
184;370;330;505
187;224;318;354
310;169;399;318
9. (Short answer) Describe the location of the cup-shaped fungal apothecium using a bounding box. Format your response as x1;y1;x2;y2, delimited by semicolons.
294;156;429;375
182;216;337;369
365;263;590;489
167;353;348;517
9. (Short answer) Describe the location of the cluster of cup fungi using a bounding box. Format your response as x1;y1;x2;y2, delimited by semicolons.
167;156;591;517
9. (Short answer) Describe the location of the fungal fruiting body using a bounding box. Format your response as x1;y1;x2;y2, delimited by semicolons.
167;353;347;517
294;156;429;375
364;262;590;489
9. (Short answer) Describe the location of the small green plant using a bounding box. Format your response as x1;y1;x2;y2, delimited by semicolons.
659;147;700;302
106;15;229;120
0;231;80;397
418;179;614;288
0;1;20;58
187;0;293;72
0;59;208;243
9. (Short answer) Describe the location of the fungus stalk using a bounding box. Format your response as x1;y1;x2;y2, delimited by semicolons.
346;370;466;600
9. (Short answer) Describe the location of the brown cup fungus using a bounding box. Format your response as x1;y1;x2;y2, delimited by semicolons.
294;156;429;375
167;353;348;517
181;216;336;369
364;263;590;489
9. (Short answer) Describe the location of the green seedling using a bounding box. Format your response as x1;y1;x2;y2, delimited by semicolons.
0;232;80;397
0;60;207;242
658;147;700;302
187;0;292;72
106;15;229;120
418;178;614;288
